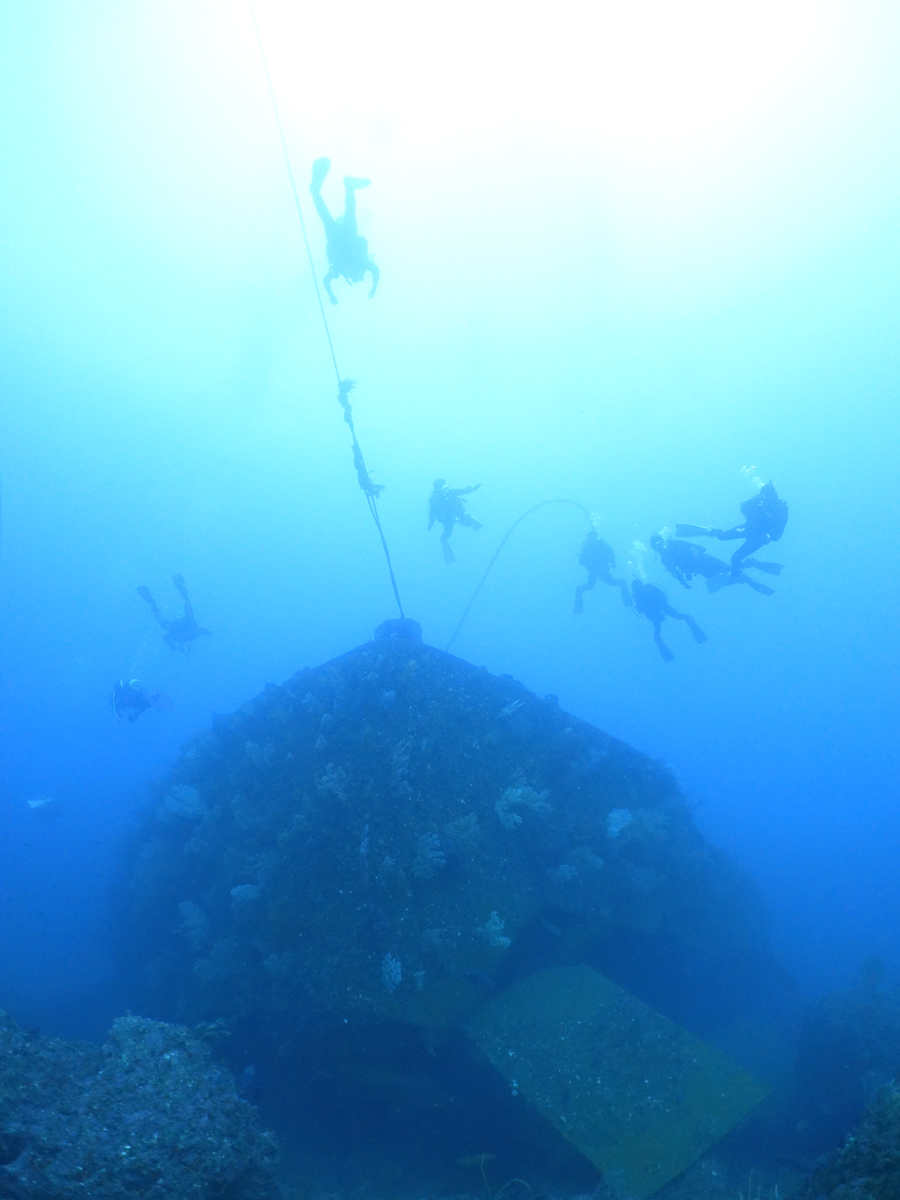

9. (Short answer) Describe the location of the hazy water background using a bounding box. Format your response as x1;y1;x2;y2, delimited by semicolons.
1;0;898;1040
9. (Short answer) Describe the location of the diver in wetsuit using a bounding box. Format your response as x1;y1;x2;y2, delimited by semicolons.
428;480;482;564
677;482;788;576
111;679;171;724
649;533;777;596
310;157;380;304
137;574;211;652
631;579;707;663
573;531;631;613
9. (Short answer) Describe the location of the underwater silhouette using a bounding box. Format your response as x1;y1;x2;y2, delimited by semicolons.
137;574;211;652
310;157;380;304
428;479;482;563
110;678;172;723
573;530;632;612
676;481;788;576
649;533;779;596
631;578;708;662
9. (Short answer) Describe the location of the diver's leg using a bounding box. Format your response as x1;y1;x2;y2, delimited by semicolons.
652;621;675;662
172;574;194;620
731;534;768;574
711;526;743;541
311;189;337;237
311;157;331;191
573;571;597;614
604;572;632;607
137;586;166;627
667;605;707;644
706;572;737;594
441;522;456;563
341;176;370;237
342;181;358;236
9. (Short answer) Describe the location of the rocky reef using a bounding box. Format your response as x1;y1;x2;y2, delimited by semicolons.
0;1009;278;1199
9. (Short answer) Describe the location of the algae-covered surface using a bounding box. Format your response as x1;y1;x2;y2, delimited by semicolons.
122;634;760;1032
465;964;769;1199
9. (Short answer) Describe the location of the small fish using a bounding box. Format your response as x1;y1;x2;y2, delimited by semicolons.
498;700;525;718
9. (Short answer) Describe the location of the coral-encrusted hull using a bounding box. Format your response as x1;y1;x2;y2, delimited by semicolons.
120;636;758;1029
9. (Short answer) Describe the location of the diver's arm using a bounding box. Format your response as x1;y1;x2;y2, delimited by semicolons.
672;566;691;588
368;260;380;298
323;268;338;305
458;484;481;496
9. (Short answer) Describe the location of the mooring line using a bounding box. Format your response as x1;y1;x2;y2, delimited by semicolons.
247;0;404;617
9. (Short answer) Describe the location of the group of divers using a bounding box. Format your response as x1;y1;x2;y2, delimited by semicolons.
429;477;788;663
111;158;788;721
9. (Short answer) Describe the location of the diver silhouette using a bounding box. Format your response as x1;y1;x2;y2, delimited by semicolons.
137;574;211;652
631;579;707;663
573;531;631;613
676;482;788;576
310;158;380;304
649;533;779;596
428;480;482;563
111;679;172;724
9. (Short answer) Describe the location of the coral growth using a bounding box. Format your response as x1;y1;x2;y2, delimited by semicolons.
118;638;761;1033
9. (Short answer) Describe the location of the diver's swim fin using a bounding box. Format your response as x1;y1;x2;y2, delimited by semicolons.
675;524;713;538
706;574;734;594
745;579;775;596
742;558;783;575
686;618;708;644
136;585;153;603
343;176;371;189
310;157;331;190
655;639;675;663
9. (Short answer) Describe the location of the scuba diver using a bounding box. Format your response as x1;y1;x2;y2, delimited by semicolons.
310;157;380;304
137;574;211;652
676;482;788;576
573;530;631;613
631;579;707;663
111;679;172;724
649;533;778;596
428;480;482;563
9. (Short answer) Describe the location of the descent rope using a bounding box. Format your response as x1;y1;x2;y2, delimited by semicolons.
247;1;404;617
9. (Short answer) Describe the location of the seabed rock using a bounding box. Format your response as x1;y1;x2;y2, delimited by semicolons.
119;629;770;1196
0;1010;278;1200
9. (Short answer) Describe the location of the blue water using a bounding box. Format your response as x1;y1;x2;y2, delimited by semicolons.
1;0;898;1060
